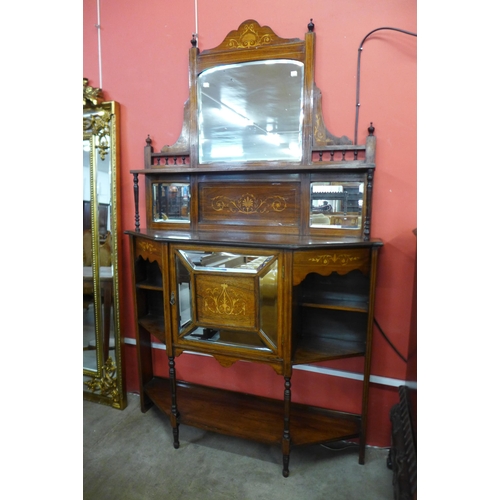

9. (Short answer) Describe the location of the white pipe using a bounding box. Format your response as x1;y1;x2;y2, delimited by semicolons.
194;0;198;38
96;0;102;88
123;337;412;389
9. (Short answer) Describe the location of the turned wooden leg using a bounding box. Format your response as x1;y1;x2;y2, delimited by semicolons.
169;356;180;449
359;353;372;464
282;376;291;477
133;173;140;231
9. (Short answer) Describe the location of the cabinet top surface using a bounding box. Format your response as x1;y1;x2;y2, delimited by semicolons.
125;228;383;249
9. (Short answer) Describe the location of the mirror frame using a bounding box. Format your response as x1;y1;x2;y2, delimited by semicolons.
159;20;354;164
83;78;126;409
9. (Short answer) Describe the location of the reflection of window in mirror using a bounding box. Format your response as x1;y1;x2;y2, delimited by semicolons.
310;182;364;229
152;182;190;222
198;60;304;163
178;249;273;273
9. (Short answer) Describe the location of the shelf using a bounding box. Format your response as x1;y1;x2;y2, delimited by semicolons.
138;314;166;343
136;281;163;291
297;271;369;313
135;257;163;288
144;377;361;446
292;335;366;364
301;300;367;313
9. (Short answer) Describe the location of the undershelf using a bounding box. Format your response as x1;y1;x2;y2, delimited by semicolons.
144;377;361;446
292;335;366;365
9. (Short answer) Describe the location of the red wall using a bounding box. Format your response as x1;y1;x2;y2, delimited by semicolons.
84;0;416;447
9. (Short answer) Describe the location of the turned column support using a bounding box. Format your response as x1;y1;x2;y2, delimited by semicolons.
282;376;292;477
133;172;140;231
169;356;180;449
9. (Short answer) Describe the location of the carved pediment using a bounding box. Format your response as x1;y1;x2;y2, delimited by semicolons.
204;19;300;53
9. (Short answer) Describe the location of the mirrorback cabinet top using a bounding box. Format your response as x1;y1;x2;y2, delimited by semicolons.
132;20;377;241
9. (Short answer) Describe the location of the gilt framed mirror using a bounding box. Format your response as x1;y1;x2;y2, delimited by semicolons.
83;78;126;409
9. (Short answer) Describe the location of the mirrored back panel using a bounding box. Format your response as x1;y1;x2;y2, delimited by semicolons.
310;181;364;230
152;182;191;223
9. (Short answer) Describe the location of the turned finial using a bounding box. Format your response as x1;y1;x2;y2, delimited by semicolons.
368;122;375;135
191;33;197;47
308;19;315;32
146;134;152;146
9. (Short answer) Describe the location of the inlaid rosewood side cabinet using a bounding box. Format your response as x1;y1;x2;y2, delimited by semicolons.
126;20;383;477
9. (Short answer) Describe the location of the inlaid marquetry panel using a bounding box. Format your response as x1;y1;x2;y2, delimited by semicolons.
195;274;257;330
135;238;162;262
293;248;370;285
198;182;301;227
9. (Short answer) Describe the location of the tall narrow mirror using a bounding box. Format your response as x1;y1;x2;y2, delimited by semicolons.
83;79;126;409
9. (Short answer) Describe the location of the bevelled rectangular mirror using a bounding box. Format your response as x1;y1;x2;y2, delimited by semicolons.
198;60;304;163
152;182;191;223
310;181;364;229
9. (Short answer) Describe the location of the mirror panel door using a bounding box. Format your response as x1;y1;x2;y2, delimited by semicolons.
173;248;280;353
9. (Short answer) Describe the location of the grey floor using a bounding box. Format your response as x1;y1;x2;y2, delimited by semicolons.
84;393;394;499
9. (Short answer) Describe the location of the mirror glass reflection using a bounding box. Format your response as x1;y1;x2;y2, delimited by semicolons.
259;259;278;346
152;182;190;223
178;250;273;272
176;255;192;334
198;59;304;163
83;132;117;377
83;137;98;373
310;181;364;229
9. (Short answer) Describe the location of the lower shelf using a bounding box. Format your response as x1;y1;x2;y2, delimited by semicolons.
138;315;166;343
144;377;361;447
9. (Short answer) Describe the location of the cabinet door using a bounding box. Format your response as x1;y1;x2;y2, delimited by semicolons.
170;244;283;359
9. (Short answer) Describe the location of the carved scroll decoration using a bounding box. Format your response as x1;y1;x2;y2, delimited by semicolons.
227;21;274;49
83;110;112;161
313;86;352;146
211;194;287;214
84;357;120;405
83;77;103;107
83;79;112;160
206;20;300;53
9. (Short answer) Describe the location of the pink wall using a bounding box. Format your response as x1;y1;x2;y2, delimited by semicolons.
84;0;416;447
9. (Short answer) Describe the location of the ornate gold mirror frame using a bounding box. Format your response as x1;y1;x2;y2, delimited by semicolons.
83;78;126;409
